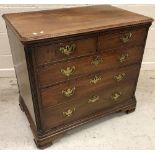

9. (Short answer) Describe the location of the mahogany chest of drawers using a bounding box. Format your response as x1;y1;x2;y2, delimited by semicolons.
3;5;153;148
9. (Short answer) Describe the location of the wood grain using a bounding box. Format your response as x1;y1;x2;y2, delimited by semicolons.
2;5;153;42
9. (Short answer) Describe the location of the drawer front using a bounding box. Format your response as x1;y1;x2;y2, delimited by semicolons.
42;82;136;130
35;36;97;66
38;46;144;87
99;27;148;50
41;64;140;109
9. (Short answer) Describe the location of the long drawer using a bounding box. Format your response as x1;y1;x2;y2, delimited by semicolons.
38;46;144;88
41;81;136;130
40;64;140;109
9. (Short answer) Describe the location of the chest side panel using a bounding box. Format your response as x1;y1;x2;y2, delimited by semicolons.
6;26;36;125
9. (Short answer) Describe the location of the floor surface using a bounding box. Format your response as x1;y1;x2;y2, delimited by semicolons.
0;70;155;149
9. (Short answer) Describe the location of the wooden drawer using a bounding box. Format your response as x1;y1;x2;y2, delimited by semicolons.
35;36;97;66
41;64;140;109
99;27;148;51
38;46;144;88
42;82;136;130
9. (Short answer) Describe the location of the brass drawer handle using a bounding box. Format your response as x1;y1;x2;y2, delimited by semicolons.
61;66;75;77
111;92;121;101
62;87;75;97
90;75;102;84
88;95;100;103
119;53;129;63
63;108;75;117
59;43;76;56
114;73;126;82
121;32;132;43
91;56;103;66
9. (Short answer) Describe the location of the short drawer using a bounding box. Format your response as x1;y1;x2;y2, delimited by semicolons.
38;46;144;87
99;27;148;50
41;82;136;130
35;36;97;66
40;64;140;109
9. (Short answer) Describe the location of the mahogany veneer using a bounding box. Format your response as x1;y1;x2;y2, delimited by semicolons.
3;5;153;149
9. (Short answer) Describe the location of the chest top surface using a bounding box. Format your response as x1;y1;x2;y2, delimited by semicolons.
3;5;153;43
